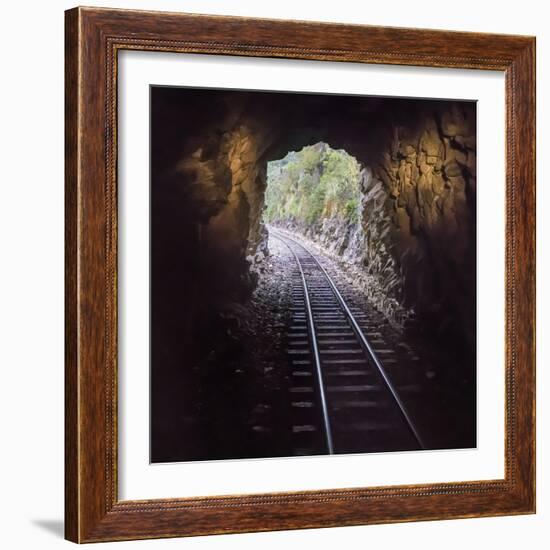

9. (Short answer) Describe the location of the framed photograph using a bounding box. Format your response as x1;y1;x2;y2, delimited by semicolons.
65;6;536;543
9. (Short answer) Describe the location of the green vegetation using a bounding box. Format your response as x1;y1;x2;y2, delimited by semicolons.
264;143;362;226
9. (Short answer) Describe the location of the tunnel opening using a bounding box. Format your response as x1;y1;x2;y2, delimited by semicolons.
257;140;409;336
264;143;362;229
259;142;407;327
263;142;363;249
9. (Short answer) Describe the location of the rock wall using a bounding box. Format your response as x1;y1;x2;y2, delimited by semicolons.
369;104;476;348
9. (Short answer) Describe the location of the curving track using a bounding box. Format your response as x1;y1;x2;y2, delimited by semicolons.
271;228;425;456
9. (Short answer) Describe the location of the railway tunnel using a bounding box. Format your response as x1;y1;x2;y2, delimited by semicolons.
150;86;477;462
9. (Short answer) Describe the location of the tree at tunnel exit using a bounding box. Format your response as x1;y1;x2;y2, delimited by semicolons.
264;143;362;228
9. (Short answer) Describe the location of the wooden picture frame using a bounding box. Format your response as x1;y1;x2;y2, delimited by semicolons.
65;6;536;543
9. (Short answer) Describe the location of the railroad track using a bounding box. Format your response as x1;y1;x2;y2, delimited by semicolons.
271;228;424;456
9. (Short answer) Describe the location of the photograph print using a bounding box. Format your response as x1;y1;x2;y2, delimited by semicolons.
150;86;477;463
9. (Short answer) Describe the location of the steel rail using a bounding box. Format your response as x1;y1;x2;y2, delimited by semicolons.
271;228;425;451
272;233;335;454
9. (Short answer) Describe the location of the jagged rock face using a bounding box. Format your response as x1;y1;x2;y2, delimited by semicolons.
370;105;476;347
151;88;476;354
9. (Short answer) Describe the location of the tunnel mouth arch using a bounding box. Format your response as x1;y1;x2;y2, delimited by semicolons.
263;142;363;232
246;139;408;329
254;141;408;324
